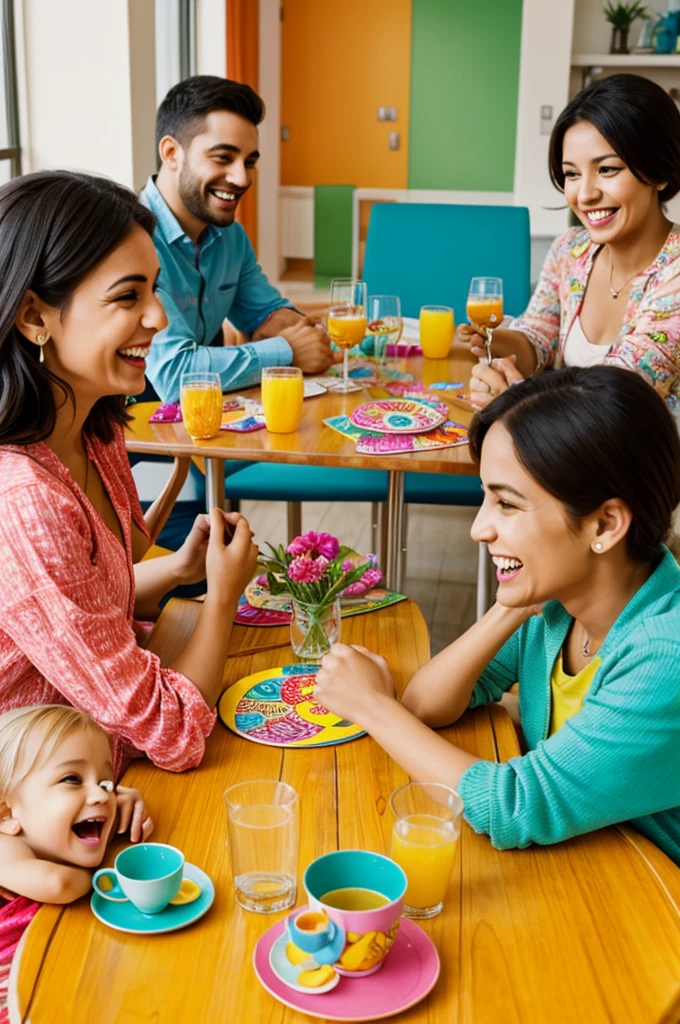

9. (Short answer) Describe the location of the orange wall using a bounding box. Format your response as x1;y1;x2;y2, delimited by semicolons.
280;0;412;188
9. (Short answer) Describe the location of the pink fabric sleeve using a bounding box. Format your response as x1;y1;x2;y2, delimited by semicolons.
0;483;215;773
604;281;680;397
509;233;569;372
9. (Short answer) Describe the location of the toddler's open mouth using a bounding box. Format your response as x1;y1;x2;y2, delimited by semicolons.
72;817;106;844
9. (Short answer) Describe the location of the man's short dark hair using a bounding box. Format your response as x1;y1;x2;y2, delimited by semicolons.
156;76;265;149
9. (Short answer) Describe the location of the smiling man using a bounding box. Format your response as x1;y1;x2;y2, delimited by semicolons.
141;76;335;403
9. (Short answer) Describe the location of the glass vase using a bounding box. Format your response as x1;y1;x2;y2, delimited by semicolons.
290;598;341;662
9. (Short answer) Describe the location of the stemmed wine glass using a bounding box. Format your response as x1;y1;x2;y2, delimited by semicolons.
466;278;503;364
366;295;403;364
327;278;368;392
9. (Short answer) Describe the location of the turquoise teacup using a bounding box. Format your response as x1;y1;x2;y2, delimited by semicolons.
93;843;184;915
303;850;407;977
286;907;346;966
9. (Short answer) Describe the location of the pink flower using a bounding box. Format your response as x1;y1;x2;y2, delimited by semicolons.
316;533;339;560
287;554;330;583
287;531;320;556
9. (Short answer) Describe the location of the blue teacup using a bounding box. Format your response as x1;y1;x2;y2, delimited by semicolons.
286;908;346;966
93;843;184;915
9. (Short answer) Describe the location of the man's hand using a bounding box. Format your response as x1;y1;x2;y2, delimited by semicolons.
279;318;340;374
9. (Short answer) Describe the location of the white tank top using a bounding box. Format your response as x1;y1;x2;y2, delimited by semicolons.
563;316;610;368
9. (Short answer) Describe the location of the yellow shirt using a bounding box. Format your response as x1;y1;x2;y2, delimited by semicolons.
549;652;601;736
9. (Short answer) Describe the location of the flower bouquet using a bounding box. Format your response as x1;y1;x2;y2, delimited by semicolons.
258;532;374;660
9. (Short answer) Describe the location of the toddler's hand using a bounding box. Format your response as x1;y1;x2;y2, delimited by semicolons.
116;786;154;844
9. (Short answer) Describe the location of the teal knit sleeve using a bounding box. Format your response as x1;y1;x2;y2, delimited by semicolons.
458;633;680;848
468;621;525;709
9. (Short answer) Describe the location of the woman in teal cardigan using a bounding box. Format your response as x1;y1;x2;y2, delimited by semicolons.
315;365;680;864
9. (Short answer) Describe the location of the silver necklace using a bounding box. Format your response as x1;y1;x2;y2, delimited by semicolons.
608;251;642;300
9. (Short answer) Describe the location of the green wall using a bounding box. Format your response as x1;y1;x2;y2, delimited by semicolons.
408;0;523;191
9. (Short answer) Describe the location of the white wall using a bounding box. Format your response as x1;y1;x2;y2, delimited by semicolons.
19;0;156;190
197;0;227;77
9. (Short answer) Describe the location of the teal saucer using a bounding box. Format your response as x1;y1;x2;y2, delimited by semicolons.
90;862;214;935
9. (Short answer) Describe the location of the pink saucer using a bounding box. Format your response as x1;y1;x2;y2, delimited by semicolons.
253;911;440;1021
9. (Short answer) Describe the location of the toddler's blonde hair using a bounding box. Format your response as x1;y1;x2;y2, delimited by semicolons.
0;705;108;799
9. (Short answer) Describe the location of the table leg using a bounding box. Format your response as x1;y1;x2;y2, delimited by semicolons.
385;471;405;592
205;458;226;512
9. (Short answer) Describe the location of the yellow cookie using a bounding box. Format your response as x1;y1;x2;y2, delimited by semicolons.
169;879;202;905
298;964;336;988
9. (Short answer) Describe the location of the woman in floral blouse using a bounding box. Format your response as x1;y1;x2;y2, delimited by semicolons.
459;74;680;407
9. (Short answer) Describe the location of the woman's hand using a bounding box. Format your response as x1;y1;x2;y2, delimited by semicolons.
205;509;259;605
115;786;154;843
170;514;211;585
315;644;396;726
456;321;488;355
469;355;524;410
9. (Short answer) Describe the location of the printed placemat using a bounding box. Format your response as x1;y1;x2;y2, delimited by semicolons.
234;588;407;626
218;665;366;748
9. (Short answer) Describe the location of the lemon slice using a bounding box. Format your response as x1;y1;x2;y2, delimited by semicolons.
169;878;202;906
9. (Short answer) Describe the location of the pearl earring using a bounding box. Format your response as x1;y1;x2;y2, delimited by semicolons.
36;334;47;364
593;541;603;552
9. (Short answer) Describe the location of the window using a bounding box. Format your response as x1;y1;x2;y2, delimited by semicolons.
155;0;196;108
0;0;20;184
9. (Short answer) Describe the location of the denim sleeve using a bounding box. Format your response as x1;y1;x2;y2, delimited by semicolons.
145;285;293;402
226;231;294;336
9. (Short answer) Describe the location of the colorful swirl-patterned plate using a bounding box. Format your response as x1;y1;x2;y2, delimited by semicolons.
350;399;447;434
218;665;366;748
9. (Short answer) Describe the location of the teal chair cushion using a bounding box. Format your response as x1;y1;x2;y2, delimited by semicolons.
362;203;531;320
404;473;482;507
226;463;388;503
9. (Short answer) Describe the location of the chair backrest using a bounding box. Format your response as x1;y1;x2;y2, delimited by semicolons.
362;203;531;321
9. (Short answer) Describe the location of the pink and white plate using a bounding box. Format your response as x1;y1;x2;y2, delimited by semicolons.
350;399;447;434
253;911;440;1021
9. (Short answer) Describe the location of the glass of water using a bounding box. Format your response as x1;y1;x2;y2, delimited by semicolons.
223;780;299;913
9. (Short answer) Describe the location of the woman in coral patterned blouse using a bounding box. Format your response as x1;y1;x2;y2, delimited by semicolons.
0;171;259;777
459;75;680;408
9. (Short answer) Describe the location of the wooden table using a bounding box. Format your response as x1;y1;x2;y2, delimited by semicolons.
13;600;680;1023
125;350;478;591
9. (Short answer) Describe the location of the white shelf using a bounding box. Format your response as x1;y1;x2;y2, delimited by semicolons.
572;53;680;67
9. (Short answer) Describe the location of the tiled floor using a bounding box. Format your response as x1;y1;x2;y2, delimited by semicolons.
241;499;479;656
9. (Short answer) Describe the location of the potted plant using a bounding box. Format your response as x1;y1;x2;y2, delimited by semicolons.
604;2;650;55
259;532;377;661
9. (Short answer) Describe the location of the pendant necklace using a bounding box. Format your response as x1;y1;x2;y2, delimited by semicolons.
608;250;643;300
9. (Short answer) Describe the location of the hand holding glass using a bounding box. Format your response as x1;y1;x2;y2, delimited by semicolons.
180;373;223;440
261;366;304;433
466;277;503;364
327;278;367;392
389;782;463;919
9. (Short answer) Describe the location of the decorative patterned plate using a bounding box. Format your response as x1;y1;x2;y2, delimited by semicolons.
218;665;366;748
350;399;448;434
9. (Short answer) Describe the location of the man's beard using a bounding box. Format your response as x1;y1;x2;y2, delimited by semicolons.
178;163;238;227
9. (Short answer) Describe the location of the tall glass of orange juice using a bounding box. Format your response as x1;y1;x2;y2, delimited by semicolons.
261;366;304;433
327;278;368;392
389;782;463;919
466;277;503;364
419;306;455;358
180;372;223;439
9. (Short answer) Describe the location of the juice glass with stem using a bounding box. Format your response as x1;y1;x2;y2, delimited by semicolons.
261;366;304;433
389;781;463;919
466;277;503;364
327;278;368;392
419;306;455;358
366;294;403;363
179;372;223;440
224;780;299;913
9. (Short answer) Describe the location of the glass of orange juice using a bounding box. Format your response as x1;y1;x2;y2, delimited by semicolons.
466;277;503;364
419;306;455;358
389;782;463;919
327;278;368;392
180;372;223;440
261;366;304;433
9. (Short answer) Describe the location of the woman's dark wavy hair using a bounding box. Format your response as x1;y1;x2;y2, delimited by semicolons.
0;170;156;446
469;366;680;564
548;73;680;204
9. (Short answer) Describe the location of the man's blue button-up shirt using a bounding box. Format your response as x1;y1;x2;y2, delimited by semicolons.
141;176;294;402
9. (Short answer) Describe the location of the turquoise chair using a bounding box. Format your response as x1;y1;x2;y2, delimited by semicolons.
363;202;531;614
